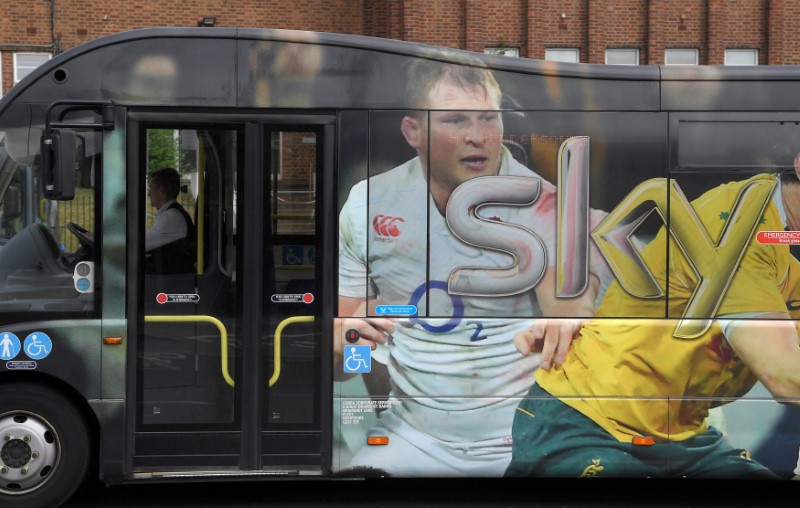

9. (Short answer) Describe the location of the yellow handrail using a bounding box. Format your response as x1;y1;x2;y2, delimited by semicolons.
143;314;315;388
270;316;314;387
144;315;234;387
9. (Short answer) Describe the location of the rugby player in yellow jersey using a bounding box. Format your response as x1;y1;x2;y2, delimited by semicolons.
506;166;800;479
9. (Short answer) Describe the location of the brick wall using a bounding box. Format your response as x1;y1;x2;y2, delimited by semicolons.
768;0;800;64
402;0;465;48
708;0;768;64
465;0;527;56
529;0;588;60
3;1;800;94
0;0;53;94
588;0;649;64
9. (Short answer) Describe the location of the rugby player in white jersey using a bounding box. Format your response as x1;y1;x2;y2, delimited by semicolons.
335;57;609;477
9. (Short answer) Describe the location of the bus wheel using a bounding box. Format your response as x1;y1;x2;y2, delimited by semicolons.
0;383;90;508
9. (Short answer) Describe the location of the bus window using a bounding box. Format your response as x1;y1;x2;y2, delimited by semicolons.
0;126;98;317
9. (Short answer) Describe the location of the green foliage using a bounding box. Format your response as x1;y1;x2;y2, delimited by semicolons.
147;129;177;173
147;129;192;174
496;38;507;56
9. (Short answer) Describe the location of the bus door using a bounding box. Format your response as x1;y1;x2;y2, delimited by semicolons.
128;114;333;475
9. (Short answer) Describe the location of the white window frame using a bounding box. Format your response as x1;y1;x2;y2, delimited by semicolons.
665;49;699;65
724;49;758;66
545;48;580;63
484;47;520;58
13;52;51;84
605;49;640;65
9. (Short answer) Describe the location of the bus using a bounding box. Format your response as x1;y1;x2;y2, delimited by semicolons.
0;26;799;506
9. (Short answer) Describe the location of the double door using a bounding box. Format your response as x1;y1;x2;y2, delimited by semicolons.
127;114;333;474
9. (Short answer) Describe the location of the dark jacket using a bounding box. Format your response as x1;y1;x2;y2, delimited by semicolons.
146;201;196;274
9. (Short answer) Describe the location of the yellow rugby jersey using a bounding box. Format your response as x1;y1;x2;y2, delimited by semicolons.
538;174;799;442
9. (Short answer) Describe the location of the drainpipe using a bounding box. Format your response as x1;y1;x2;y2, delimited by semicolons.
51;0;61;55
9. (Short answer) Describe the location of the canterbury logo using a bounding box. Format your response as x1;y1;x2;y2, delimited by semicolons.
373;215;405;237
579;459;604;477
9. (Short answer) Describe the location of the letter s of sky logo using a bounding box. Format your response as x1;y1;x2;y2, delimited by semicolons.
372;215;405;237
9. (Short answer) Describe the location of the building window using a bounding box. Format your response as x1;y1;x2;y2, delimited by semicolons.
484;47;520;58
724;49;758;66
665;49;699;65
545;49;580;63
605;49;639;65
13;53;51;84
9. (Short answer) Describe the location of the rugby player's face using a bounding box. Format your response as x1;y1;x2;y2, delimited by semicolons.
405;80;503;194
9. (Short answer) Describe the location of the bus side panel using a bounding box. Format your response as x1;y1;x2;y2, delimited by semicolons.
332;104;671;477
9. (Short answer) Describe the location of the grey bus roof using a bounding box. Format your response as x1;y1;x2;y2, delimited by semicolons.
3;27;800;112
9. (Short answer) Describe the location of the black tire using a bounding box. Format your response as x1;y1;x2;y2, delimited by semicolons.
0;382;90;508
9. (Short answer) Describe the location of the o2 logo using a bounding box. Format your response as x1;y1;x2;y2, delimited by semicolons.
407;280;487;341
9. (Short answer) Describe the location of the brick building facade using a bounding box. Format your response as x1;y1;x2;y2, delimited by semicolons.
2;0;800;94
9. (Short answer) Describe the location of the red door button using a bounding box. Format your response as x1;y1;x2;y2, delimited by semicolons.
345;329;360;343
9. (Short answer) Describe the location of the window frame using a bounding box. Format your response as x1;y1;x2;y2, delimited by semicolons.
664;49;699;66
13;52;52;85
605;49;640;66
484;47;520;58
724;49;758;66
544;48;580;63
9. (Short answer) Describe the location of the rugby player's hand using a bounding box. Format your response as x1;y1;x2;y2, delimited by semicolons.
513;319;586;370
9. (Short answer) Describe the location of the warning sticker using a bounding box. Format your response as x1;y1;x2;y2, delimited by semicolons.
756;231;800;245
156;293;201;304
6;361;36;370
271;293;315;304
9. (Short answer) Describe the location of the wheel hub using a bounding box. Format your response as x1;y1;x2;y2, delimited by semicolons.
0;412;58;493
1;439;32;468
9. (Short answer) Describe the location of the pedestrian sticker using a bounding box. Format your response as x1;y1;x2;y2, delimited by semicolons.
24;332;52;360
0;332;21;361
343;345;371;374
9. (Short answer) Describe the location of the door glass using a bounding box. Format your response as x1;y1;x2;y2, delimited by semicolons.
140;127;240;427
264;130;320;427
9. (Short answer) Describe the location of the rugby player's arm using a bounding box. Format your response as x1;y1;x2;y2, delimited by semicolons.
724;313;800;405
334;296;394;385
520;268;600;370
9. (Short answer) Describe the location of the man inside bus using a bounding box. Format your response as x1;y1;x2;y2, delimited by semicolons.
145;167;196;274
506;158;800;479
335;56;612;477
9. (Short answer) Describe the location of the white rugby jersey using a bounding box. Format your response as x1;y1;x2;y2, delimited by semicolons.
339;148;606;443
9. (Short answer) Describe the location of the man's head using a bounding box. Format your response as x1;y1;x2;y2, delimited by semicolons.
400;60;505;204
148;167;181;209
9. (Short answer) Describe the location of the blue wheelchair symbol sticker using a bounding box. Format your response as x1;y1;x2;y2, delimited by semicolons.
0;332;21;361
24;332;52;360
282;246;304;266
343;345;371;374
